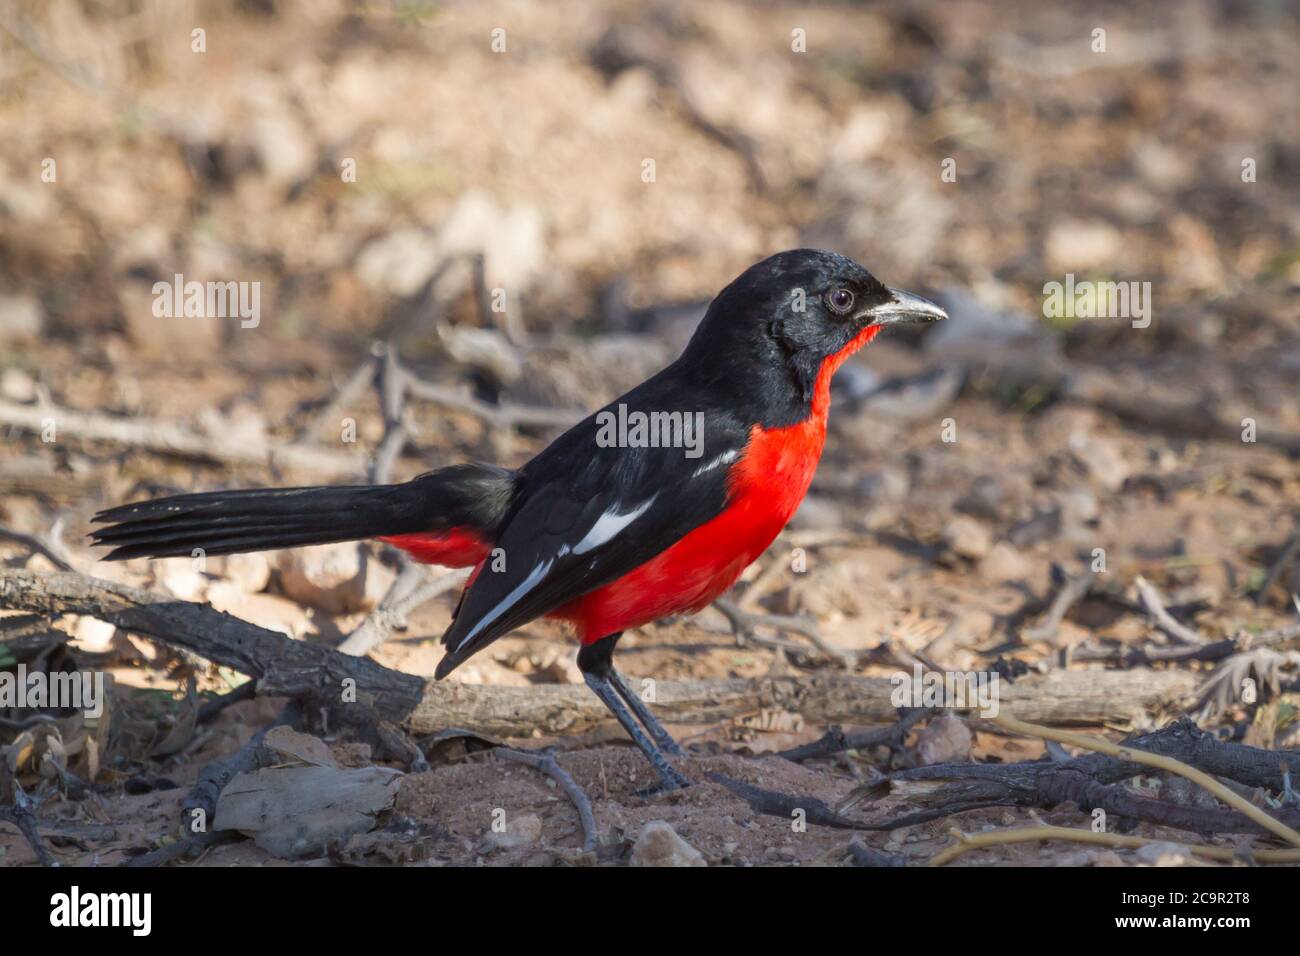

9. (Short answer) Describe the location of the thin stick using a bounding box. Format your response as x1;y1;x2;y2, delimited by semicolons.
1256;529;1300;607
846;840;906;867
736;557;789;613
298;350;381;442
331;343;471;658
709;772;865;829
0;781;57;867
196;681;257;724
0;398;362;478
991;711;1300;848
495;748;598;853
778;708;930;763
1023;568;1095;644
0;525;74;571
930;823;1300;866
713;597;853;666
1134;575;1208;645
403;375;580;431
368;342;409;485
337;565;469;657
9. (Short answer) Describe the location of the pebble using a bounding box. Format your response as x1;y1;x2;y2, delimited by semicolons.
630;821;706;867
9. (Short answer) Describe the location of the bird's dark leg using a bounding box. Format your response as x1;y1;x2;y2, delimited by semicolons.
579;632;683;755
605;668;685;757
578;633;689;793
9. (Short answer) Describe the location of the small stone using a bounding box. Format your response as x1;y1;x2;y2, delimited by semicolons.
111;225;171;274
980;542;1032;584
0;293;45;343
1058;488;1100;526
1069;433;1129;492
0;367;37;401
217;550;273;594
955;476;1006;521
156;559;208;601
943;516;993;561
70;615;119;653
629;821;706;867
1135;841;1193;866
275;543;395;614
117;277;222;357
829;104;895;164
433;190;547;294
916;715;973;765
538;654;583;685
355;227;441;297
858;467;910;504
484;813;542;851
789;494;842;531
1045;219;1122;273
245;110;316;186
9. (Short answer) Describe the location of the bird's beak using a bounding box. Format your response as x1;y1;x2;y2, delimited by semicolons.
865;289;948;327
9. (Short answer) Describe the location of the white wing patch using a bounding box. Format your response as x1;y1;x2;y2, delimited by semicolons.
690;448;739;479
450;495;659;651
573;495;659;556
450;557;555;650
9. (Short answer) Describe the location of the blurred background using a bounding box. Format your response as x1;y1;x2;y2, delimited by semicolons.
2;0;1300;865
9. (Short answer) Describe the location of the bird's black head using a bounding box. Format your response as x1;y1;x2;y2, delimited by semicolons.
683;249;947;419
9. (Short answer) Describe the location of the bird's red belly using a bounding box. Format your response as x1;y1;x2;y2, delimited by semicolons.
552;414;827;642
379;527;491;567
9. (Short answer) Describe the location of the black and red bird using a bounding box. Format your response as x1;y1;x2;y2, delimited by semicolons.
91;249;946;792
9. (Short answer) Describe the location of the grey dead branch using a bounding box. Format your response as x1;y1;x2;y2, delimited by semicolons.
9;563;1297;865
0;570;1201;735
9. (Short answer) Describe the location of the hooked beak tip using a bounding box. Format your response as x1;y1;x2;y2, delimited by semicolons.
868;289;948;327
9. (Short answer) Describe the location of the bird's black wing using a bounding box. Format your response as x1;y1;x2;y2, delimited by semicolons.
435;389;748;677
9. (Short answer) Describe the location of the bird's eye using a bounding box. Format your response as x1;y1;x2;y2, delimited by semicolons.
827;288;854;314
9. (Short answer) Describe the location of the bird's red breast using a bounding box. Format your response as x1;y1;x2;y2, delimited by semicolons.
552;323;882;641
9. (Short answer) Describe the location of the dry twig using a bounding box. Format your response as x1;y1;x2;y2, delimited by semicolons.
991;712;1300;847
494;748;597;853
0;780;57;867
712;596;854;667
1135;576;1208;645
930;823;1300;866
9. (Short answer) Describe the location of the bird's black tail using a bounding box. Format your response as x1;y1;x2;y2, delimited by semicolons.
90;464;516;561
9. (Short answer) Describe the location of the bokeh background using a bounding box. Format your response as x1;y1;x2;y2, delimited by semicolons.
2;0;1300;866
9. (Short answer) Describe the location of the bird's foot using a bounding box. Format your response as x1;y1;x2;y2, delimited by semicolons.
632;747;691;797
633;767;692;799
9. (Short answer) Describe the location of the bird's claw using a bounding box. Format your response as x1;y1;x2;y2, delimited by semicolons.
633;759;692;798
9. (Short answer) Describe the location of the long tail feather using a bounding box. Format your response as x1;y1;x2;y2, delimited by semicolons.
90;464;515;561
